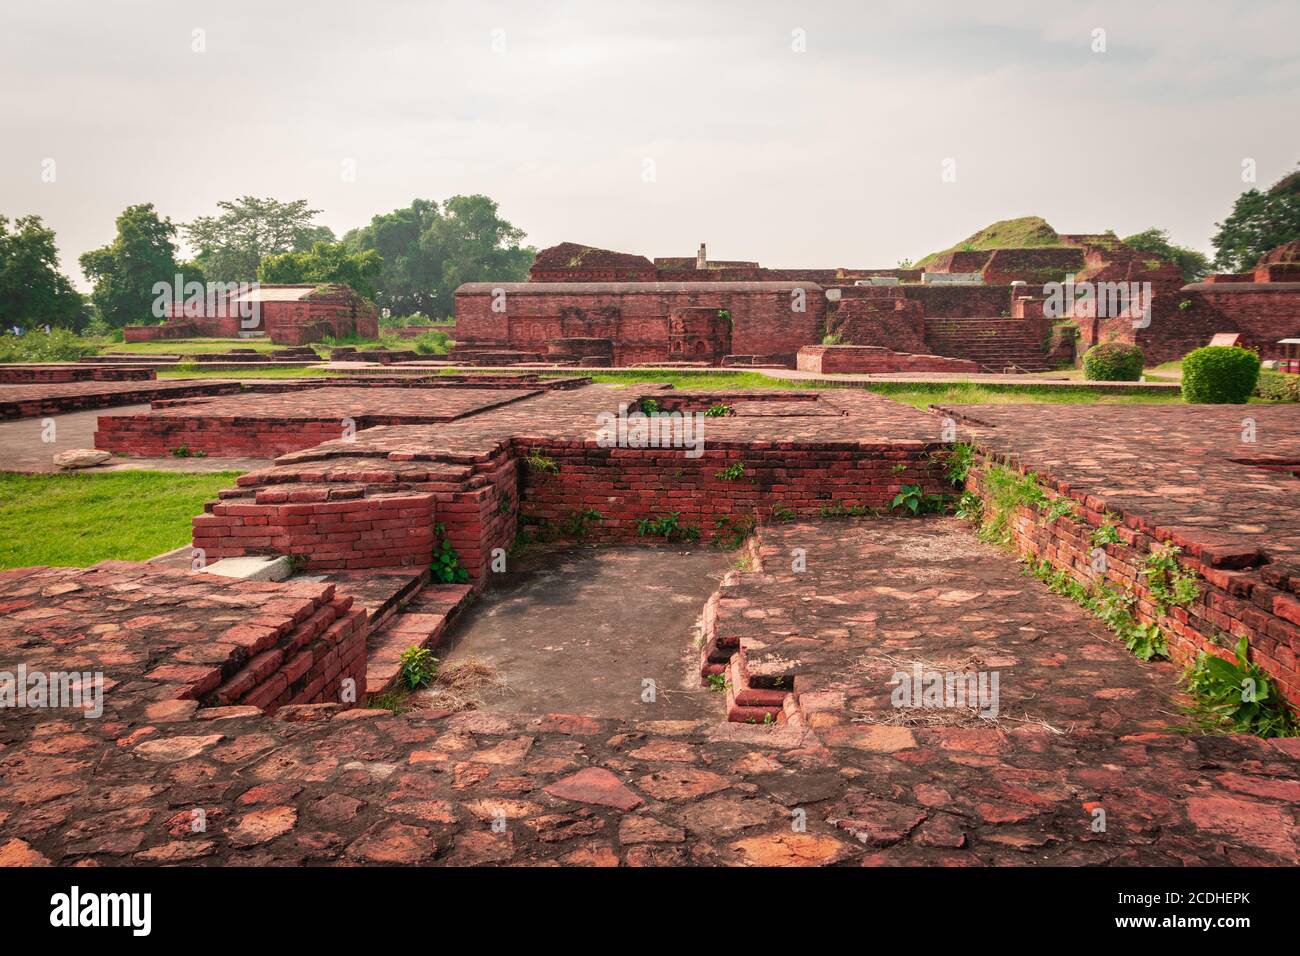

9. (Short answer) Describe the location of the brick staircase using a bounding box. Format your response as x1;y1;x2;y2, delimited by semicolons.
923;317;1055;372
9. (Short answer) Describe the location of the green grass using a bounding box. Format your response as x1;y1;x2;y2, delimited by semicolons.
99;338;287;355
0;471;242;570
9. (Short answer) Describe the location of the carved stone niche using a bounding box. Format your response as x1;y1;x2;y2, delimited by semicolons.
667;307;731;362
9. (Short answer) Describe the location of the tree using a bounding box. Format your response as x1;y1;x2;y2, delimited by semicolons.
258;241;384;300
184;196;334;283
1211;166;1300;272
1121;228;1210;282
79;203;181;328
344;195;534;317
0;215;84;330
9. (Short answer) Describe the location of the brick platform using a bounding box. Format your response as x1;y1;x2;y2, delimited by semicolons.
0;380;242;421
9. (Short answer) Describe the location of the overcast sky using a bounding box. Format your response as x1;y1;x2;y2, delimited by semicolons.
2;0;1297;287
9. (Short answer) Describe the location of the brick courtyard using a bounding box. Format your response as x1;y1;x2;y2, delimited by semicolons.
1;377;1298;867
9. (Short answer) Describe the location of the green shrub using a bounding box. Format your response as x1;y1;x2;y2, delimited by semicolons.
399;646;438;690
0;328;102;363
1183;637;1297;738
1180;346;1260;403
1082;342;1144;381
1254;370;1300;402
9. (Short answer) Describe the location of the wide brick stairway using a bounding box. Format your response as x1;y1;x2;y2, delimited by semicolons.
923;317;1055;372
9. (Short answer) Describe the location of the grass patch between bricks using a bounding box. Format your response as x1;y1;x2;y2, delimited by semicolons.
0;470;242;569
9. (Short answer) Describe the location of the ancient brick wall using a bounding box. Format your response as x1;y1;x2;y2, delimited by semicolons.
965;460;1300;708
982;248;1085;285
0;364;154;383
96;415;352;458
796;345;979;374
827;294;928;352
516;440;948;544
901;285;1015;318
454;282;824;366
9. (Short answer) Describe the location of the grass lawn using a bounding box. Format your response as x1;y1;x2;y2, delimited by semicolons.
99;338;288;355
0;471;242;570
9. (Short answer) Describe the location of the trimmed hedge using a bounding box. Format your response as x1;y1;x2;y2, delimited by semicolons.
1255;370;1300;402
1082;342;1144;381
1181;346;1260;403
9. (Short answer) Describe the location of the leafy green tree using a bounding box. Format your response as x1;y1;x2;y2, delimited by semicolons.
1211;166;1300;272
79;204;181;328
344;195;534;317
1121;228;1210;282
0;215;84;330
184;196;334;283
258;241;383;300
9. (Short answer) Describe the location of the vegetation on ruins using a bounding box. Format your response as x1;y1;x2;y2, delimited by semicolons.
1122;228;1210;282
1089;517;1125;548
1082;342;1145;382
975;464;1047;546
890;484;946;516
562;507;603;538
818;502;870;518
1025;557;1168;662
1256;370;1300;402
704;403;731;417
954;491;983;523
1142;543;1202;616
522;448;559;476
0;327;100;363
398;645;438;690
430;522;470;583
258;241;384;300
635;512;700;542
638;398;661;415
914;216;1062;269
1180;345;1261;403
712;514;756;550
1182;636;1298;738
769;503;795;523
944;442;974;487
715;461;746;481
706;672;730;693
1211;165;1300;272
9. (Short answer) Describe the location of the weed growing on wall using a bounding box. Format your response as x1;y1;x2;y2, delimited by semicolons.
1025;557;1168;661
636;512;700;542
1182;637;1297;738
399;646;438;690
431;522;470;583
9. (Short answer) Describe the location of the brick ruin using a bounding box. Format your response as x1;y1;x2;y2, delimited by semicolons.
124;283;379;346
453;237;1300;371
3;374;1300;867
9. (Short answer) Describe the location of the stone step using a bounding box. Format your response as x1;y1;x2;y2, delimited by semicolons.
364;583;476;695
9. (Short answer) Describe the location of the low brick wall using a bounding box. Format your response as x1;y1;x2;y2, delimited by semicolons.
192;490;436;571
97;415;351;457
965;457;1300;708
516;440;948;543
205;587;369;714
796;345;979;374
0;381;242;421
0;364;155;384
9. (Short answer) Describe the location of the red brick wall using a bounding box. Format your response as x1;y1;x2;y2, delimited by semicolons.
966;461;1300;708
192;491;436;571
454;284;824;366
796;345;979;374
96;415;352;458
516;440;948;544
0;365;155;383
901;285;1015;318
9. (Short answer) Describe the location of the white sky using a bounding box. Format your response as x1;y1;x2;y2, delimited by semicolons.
2;0;1297;288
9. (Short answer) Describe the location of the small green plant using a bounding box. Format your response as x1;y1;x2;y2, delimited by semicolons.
174;360;201;374
523;448;559;476
770;503;795;523
715;461;746;481
639;398;661;415
704;403;731;418
890;463;907;475
716;309;731;323
430;522;470;583
636;512;700;542
819;501;869;518
1025;558;1167;661
706;673;730;693
1090;518;1124;548
955;491;983;523
1183;636;1297;738
891;484;927;516
821;332;843;346
399;645;438;690
1181;345;1261;404
713;514;756;550
1042;496;1079;523
171;445;192;458
1178;299;1193;311
563;507;603;538
1142;542;1201;615
945;443;974;487
978;465;1046;545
